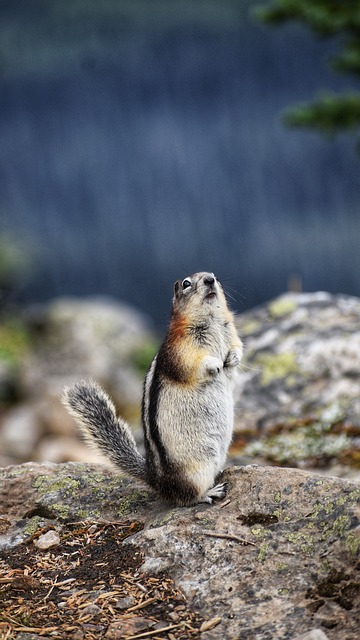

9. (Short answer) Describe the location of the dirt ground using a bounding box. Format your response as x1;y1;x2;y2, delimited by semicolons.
0;520;209;640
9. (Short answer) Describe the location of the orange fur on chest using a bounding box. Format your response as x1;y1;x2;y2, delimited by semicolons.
166;312;216;384
168;312;188;343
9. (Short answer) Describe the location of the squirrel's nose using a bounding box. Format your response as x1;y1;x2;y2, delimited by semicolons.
203;275;215;286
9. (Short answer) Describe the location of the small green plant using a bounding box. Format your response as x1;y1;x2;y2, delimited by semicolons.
131;339;159;376
0;318;31;365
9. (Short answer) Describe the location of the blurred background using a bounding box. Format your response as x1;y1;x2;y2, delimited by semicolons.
0;0;359;474
1;0;360;322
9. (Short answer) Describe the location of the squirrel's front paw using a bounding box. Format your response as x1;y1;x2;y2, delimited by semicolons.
201;355;223;378
224;347;242;369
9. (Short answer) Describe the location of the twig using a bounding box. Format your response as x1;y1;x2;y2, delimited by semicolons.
126;597;158;612
220;499;231;508
126;623;182;639
51;577;76;588
96;590;122;600
44;577;76;601
202;531;258;546
1;627;12;640
13;626;59;633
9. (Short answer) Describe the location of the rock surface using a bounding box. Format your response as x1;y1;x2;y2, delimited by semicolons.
235;290;360;430
234;292;360;476
1;290;360;477
21;296;154;399
0;296;157;465
0;462;359;639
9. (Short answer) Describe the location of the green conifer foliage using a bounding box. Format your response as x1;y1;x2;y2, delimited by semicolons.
257;0;360;149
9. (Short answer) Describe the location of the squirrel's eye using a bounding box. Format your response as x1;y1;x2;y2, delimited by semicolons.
182;279;191;290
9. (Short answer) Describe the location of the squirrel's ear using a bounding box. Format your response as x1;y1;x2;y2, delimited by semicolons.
174;280;181;297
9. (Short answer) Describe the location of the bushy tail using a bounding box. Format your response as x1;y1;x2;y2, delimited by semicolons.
62;380;147;482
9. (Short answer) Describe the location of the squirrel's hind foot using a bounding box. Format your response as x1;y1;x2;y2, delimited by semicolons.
199;481;228;504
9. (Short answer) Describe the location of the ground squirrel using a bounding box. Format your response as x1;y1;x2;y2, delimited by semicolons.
62;272;243;506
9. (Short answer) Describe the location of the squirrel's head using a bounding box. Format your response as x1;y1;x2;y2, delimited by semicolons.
172;272;228;318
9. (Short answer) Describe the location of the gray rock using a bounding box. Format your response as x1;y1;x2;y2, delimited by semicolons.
22;296;155;404
238;293;360;428
35;435;106;464
81;604;102;618
234;292;360;472
129;465;360;639
236;291;360;430
114;596;136;610
292;630;329;640
0;462;358;639
0;404;42;459
33;529;60;549
0;462;153;534
0;296;157;465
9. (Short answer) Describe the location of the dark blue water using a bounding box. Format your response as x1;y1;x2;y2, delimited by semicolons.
1;1;359;326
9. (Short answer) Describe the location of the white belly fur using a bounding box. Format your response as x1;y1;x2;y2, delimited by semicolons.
156;374;235;494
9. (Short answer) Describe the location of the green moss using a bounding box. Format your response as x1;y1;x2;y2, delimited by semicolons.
116;489;150;517
286;532;302;544
23;516;42;537
251;525;270;538
0;319;31;365
276;562;288;571
322;502;335;514
311;501;335;518
151;509;178;528
86;472;127;498
278;588;289;596
257;542;268;563
4;465;32;478
274;491;282;504
30;468;151;522
285;531;314;554
131;340;159;376
33;475;80;495
32;474;81;521
50;504;71;520
311;489;360;520
239;320;261;336
348;488;360;504
321;560;331;572
311;500;357;544
345;532;360;556
198;518;211;527
268;297;297;318
333;515;351;535
255;352;299;386
76;508;101;520
244;426;350;465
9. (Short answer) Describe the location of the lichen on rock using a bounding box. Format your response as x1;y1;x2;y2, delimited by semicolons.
0;462;359;639
233;292;360;476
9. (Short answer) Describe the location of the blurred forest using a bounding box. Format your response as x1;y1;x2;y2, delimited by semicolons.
258;0;360;145
0;0;360;326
